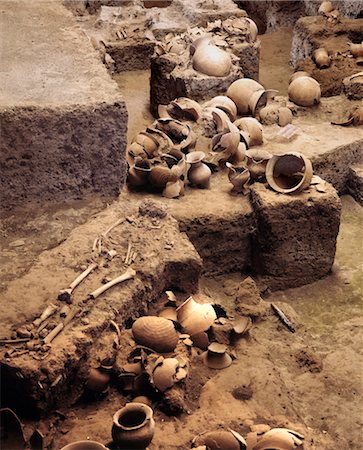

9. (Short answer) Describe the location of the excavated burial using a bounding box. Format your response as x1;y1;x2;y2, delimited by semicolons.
0;2;363;448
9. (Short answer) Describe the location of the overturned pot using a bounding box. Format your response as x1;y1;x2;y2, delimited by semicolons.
266;152;313;194
112;403;155;449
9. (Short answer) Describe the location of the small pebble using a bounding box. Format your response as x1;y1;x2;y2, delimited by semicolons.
81;317;90;326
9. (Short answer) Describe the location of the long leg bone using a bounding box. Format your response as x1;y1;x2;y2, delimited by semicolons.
58;262;98;302
89;267;136;300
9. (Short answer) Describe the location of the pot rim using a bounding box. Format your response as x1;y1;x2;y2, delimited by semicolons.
113;403;153;431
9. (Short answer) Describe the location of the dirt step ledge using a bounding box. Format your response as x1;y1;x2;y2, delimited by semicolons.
0;200;202;415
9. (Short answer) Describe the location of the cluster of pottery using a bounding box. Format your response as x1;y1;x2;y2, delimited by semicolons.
332;105;363;127
154;16;258;77
288;72;321;107
204;16;258;44
127;110;201;197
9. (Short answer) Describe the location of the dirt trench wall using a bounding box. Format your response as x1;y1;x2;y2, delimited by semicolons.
0;102;128;211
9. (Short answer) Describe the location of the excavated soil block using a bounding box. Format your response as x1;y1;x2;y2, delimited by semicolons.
150;54;243;116
250;182;341;290
343;72;363;100
290;16;363;97
347;164;363;205
0;0;128;211
0;200;202;414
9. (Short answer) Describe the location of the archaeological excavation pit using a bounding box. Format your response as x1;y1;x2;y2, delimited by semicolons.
0;0;362;449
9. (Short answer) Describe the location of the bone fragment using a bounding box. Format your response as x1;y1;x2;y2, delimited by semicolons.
125;241;132;264
44;323;64;344
271;303;296;333
89;268;136;299
58;262;98;302
33;303;58;327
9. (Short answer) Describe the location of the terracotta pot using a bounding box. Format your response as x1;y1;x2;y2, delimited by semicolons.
132;316;179;353
350;42;363;58
266;152;313;194
85;368;110;393
245;149;271;180
204;96;238;121
226;162;250;195
0;408;26;450
192;36;232;77
186;151;211;188
201;343;232;369
112;403;155;449
176;296;199;323
60;441;107;450
289;71;310;84
234;117;263;146
313;47;330;69
288;76;321;107
127;162;151;187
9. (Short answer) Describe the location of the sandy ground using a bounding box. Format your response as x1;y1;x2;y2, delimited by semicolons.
1;26;363;450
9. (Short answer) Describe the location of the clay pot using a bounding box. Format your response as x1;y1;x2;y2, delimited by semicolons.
158;306;178;322
226;78;276;116
176;296;199;323
112;403;155;449
167;97;203;121
234;117;263;146
186;151;212;188
245;17;258;42
163;179;185;199
134;132;159;157
202;343;232;369
127;159;151;187
180;303;217;335
288;76;321;106
132;316;179;353
266;152;313;194
226;162;250;195
0;408;26;450
233;316;252;335
246;149;271;180
152;357;180;391
190;330;210;350
192;36;232;77
231;142;248;165
85;368;110;393
149;165;178;188
318;1;333;15
289;71;310;84
132;396;153;407
350;42;363;58
195;429;247;450
211;121;240;158
204;96;238;121
127;142;148;165
252;428;304;450
60;441;108;450
278;106;293;127
177;296;217;335
331;105;363;126
313;47;330;69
